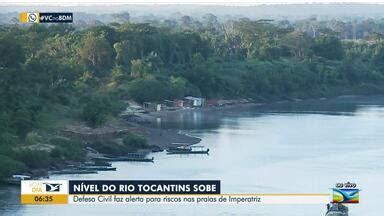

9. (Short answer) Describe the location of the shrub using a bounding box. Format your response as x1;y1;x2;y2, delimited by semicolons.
12;149;50;169
80;95;112;127
91;140;123;155
0;155;25;179
80;94;124;128
122;133;148;151
25;131;43;145
50;138;85;161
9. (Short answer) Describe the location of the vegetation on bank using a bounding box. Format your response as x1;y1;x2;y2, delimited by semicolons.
0;133;148;180
90;132;149;156
1;17;384;178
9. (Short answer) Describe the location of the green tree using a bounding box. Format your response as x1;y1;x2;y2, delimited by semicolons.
0;155;24;179
169;76;188;99
128;78;168;102
130;59;150;78
281;32;314;59
311;36;344;60
122;133;148;150
373;44;384;70
0;35;25;67
80;33;114;76
80;95;113;127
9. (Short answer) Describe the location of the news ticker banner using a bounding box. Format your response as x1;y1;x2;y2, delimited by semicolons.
21;180;359;205
20;12;73;23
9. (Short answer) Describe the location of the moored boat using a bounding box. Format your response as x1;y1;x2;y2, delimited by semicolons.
97;152;155;162
3;174;32;185
83;161;112;167
167;146;209;155
78;165;116;171
49;169;98;175
104;156;154;162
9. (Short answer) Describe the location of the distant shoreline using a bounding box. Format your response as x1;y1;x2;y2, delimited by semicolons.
144;94;376;119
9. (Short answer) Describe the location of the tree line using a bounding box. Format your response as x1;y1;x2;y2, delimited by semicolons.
1;18;384;178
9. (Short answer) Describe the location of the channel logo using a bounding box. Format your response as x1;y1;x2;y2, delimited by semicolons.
20;12;73;23
332;188;359;204
20;12;39;23
44;183;62;192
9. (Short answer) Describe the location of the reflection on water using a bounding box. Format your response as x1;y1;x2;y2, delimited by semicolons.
2;96;384;216
153;96;384;129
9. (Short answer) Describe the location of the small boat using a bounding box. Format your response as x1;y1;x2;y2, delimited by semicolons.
98;152;155;162
3;174;32;185
83;161;112;167
126;152;148;159
78;165;116;171
105;156;154;162
167;146;209;155
49;169;97;175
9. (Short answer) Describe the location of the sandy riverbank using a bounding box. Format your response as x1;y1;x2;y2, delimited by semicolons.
124;121;202;148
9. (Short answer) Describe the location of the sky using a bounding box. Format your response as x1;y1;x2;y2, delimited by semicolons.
2;0;384;6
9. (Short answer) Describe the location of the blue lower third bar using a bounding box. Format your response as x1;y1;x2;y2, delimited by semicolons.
69;180;221;195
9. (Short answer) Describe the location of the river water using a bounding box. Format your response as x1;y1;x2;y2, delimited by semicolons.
1;96;383;215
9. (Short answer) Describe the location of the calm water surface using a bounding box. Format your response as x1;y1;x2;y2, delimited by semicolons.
1;96;383;216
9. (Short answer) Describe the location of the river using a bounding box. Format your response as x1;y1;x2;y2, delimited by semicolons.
1;96;383;215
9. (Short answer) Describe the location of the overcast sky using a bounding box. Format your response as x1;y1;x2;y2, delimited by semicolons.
3;0;384;6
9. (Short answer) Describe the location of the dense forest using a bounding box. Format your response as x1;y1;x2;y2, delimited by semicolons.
2;15;384;179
